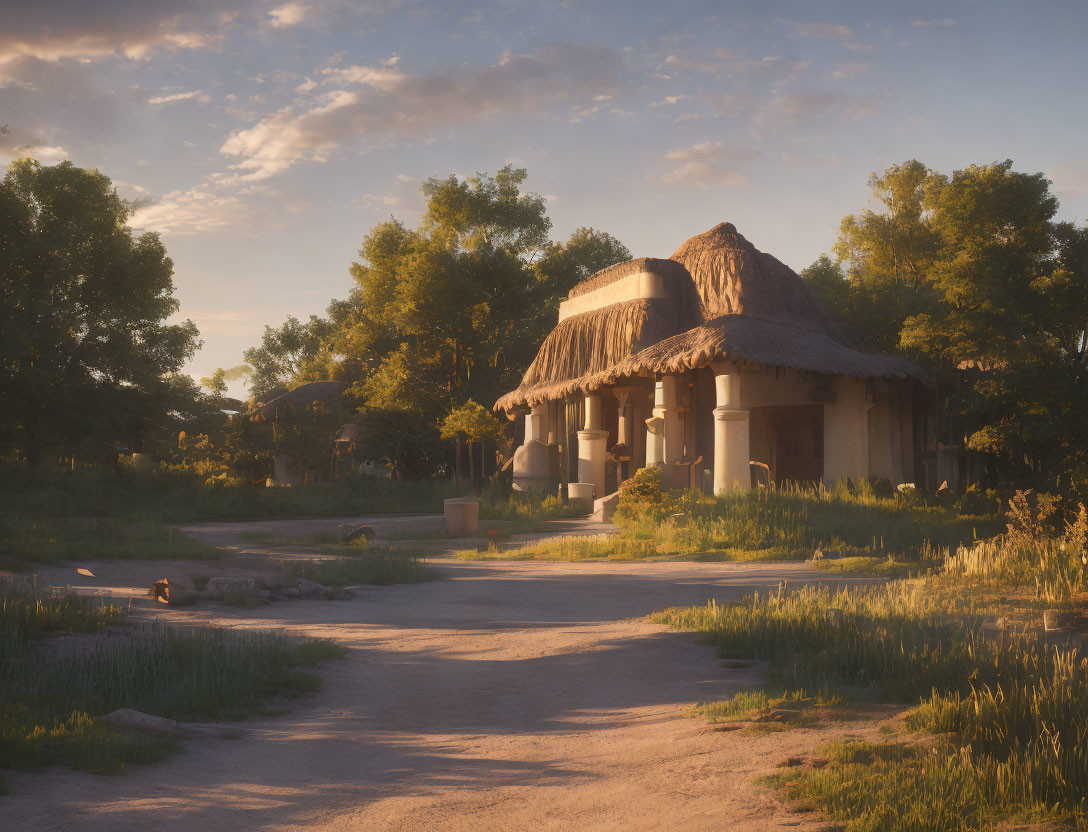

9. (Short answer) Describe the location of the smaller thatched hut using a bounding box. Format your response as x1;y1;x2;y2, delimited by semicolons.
496;222;935;502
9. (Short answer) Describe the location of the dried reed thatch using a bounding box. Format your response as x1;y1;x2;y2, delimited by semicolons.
495;297;692;410
670;222;854;344
612;313;932;384
495;221;930;411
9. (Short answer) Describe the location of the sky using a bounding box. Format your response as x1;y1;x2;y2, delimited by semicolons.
3;0;1088;397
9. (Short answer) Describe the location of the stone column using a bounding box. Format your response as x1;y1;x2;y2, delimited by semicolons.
713;369;751;494
512;402;551;491
644;380;666;466
659;375;684;465
577;393;608;499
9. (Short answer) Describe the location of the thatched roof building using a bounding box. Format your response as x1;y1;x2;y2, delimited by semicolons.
498;222;934;503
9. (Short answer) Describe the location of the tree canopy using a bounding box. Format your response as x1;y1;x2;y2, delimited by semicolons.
804;159;1088;489
244;165;630;476
0;159;200;466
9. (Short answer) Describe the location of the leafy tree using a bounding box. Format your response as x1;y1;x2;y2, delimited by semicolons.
0;159;199;467
806;159;1088;489
441;399;506;482
242;166;631;478
200;368;228;399
243;314;334;401
533;227;631;320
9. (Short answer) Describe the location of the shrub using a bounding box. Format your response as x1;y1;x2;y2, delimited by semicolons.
616;466;678;524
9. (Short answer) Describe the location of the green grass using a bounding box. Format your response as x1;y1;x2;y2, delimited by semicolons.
282;551;434;587
0;466;468;523
0;516;220;570
1;579;127;639
0;465;591;525
467;481;1000;562
0;581;346;778
654;526;1088;830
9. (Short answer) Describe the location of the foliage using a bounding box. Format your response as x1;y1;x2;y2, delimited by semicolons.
440;399;504;443
242;166;630;478
243;315;335;402
0;159;201;467
615;466;679;524
805;158;1088;491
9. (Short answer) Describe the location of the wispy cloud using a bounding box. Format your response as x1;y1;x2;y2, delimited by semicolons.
221;46;621;180
147;89;210;107
756;90;886;128
0;124;68;162
268;2;314;29
128;186;249;234
0;0;231;63
659;142;759;188
779;21;855;40
829;61;871;80
911;18;957;28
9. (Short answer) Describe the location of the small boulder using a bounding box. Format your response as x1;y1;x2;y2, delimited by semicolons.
276;587;301;599
297;578;331;597
98;708;186;737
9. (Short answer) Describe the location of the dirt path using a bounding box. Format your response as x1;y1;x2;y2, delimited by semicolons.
7;524;885;831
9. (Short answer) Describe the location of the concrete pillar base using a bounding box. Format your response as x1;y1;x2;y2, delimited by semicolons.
577;428;609;500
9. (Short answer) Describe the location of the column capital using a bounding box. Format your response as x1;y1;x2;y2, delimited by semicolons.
577;429;609;441
713;406;749;422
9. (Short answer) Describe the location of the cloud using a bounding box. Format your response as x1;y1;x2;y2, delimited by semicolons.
756;90;886;128
268;2;313;28
779;21;855;40
221;45;620;180
0;124;69;162
648;94;685;108
0;0;232;64
664;50;809;84
911;18;957;28
128;186;249;234
829;61;871;79
147;89;210;107
659;142;759;188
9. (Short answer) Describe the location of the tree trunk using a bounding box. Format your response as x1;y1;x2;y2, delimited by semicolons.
468;440;476;485
455;436;464;483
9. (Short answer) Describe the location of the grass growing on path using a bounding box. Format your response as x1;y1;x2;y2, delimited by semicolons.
0;580;345;779
654;512;1088;830
0;516;220;570
283;551;434;586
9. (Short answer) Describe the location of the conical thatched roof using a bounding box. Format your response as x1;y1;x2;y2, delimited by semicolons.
670;222;855;345
495;223;930;411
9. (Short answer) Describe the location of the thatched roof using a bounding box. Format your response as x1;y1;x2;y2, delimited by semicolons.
496;222;930;411
612;314;931;385
249;380;348;422
671;222;855;344
495;297;696;410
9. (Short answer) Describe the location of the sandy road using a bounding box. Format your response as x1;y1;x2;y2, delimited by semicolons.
7;524;883;832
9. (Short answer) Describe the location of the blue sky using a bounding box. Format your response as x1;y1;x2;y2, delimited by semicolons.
3;0;1087;394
